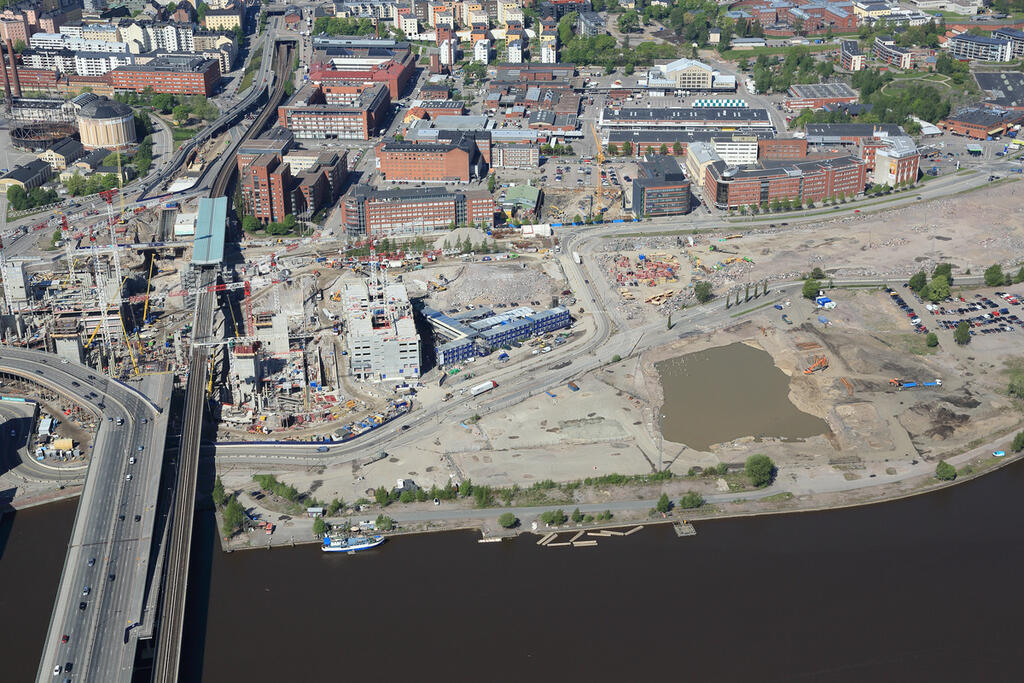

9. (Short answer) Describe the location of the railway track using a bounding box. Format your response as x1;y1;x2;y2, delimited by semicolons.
152;39;293;683
209;42;292;200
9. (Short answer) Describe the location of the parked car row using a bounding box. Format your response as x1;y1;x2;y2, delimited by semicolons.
884;288;928;334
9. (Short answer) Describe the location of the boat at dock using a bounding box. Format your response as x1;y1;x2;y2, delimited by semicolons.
321;534;386;553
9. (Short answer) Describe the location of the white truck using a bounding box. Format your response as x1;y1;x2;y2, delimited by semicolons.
470;380;498;396
572;251;581;265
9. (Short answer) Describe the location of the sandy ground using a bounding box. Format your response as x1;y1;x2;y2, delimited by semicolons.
598;183;1024;321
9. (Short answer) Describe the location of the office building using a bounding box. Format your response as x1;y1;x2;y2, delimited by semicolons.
341;185;495;238
109;54;220;94
632;155;692;218
277;82;390;140
705;156;867;210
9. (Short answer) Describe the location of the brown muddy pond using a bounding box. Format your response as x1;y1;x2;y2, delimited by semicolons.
656;341;828;451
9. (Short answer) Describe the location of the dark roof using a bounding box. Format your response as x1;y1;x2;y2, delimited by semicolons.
709;155;862;182
805;123;904;141
2;159;51;183
77;96;133;120
941;106;1024;127
608;129;772;144
841;40;862;56
950;33;1011;47
637;155;687;184
47;138;84;158
974;71;1024;108
76;148;112;168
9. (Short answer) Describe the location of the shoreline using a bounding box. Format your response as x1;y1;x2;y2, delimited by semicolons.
208;439;1024;553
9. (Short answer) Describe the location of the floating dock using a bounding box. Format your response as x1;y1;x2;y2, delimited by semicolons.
623;526;644;536
572;540;598;547
537;532;556;546
673;522;696;537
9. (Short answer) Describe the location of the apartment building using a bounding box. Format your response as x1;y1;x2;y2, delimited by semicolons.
277;82;390;140
110;54;220;94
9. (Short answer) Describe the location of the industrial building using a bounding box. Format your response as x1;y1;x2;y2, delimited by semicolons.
424;305;572;366
598;107;773;132
76;96;136;150
342;279;421;382
938;107;1024;139
631;155;691;218
784;83;859;110
341;185;494;237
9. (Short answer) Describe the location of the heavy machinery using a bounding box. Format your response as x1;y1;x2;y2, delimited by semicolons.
803;356;829;374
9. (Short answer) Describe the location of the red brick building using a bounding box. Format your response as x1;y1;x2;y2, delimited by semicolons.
375;132;488;183
784;83;859;111
341;185;494;238
110;56;220;95
705;156;866;210
242;149;348;223
758;137;808;160
277;83;391;140
938;107;1024;140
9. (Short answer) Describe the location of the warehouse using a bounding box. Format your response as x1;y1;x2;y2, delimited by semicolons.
424;305;571;366
784;83;859;111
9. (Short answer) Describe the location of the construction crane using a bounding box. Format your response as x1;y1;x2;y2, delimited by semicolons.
803;356;829;375
591;121;605;165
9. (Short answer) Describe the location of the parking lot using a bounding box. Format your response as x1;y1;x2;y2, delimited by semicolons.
885;285;1024;339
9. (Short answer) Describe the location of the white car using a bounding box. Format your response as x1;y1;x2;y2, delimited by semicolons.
126;473;132;481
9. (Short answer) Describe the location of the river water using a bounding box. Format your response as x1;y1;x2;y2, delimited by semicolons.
656;342;828;450
5;462;1024;681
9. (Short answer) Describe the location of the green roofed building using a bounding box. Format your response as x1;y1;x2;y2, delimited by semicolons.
192;196;227;266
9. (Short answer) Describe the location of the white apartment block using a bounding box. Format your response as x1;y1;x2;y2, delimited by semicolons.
343;280;421;382
474;38;490;63
507;39;522;63
541;43;556;63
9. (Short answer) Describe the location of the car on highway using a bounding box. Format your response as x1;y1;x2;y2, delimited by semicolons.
53;665;61;676
88;557;95;566
135;514;141;521
78;602;86;610
61;635;69;644
129;456;136;464
82;586;90;596
126;473;132;481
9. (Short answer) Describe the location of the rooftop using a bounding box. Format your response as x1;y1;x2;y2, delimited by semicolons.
941;106;1024;127
974;71;1024;108
601;107;770;123
949;33;1011;47
192;197;227;266
788;82;858;99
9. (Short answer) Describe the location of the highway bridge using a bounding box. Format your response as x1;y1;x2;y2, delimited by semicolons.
8;349;171;683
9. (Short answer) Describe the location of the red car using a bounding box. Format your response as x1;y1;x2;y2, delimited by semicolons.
62;635;69;643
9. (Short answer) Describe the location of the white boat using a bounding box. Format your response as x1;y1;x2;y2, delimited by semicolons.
321;534;385;553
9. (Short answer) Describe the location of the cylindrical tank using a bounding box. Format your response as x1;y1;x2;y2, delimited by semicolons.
76;97;136;150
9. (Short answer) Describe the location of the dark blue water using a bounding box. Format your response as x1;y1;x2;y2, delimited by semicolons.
6;461;1024;682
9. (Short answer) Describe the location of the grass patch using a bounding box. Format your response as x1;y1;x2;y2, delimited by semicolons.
42;228;61;251
758;492;794;503
730;299;782;318
901;333;938;356
238;51;263;92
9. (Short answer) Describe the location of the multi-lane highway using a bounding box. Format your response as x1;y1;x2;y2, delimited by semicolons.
0;349;168;683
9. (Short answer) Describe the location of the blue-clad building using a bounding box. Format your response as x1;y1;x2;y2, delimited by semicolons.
423;304;571;366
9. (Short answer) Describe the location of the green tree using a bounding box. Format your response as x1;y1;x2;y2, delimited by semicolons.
693;280;713;303
908;270;927;293
222;496;245;535
172;104;190;125
954;320;971;345
571;507;584;523
1009;374;1024;400
673;141;684;156
617;9;639;32
540;509;567;525
802;278;820;300
211;476;226;507
6;185;28;210
745;454;776;487
659;143;669;155
679;491;704;509
328;497;345;515
374;486;390;506
312;516;327;536
810;267;826;279
242;215;260;233
487;174;496;193
922;274;950;302
925;332;939;348
984;264;1005;287
1011;431;1024;452
655;492;672;514
606;143;618;156
12;39;25;53
375;514;394;530
935;460;956;481
932;262;953;285
498;512;517;528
